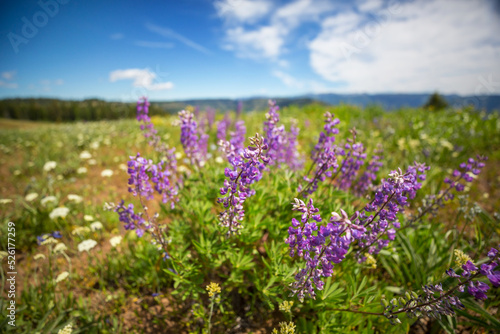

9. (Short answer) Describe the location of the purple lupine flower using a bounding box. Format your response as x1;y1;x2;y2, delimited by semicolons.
443;155;487;196
286;199;366;301
337;129;367;191
385;250;499;322
263;100;288;167
356;162;430;258
284;120;303;171
217;113;231;143
218;134;270;236
300;146;340;197
408;155;487;227
299;111;341;196
178;109;206;167
128;153;154;200
127;153;178;208
311;111;340;160
354;144;383;197
136;97;177;172
115;200;147;237
229;120;246;152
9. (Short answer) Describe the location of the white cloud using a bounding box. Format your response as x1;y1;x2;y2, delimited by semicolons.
214;0;272;24
357;0;384;13
309;0;500;94
272;70;304;89
224;25;286;59
54;79;64;85
218;0;335;61
146;23;211;55
1;71;16;80
109;68;174;91
134;41;174;49
0;81;18;89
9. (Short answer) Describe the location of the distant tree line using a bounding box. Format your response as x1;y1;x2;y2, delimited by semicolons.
0;98;166;122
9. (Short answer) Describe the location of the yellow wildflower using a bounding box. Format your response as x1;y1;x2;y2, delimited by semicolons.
206;282;221;297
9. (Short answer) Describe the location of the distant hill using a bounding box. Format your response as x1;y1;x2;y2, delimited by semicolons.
0;94;498;122
307;93;500;112
153;97;325;114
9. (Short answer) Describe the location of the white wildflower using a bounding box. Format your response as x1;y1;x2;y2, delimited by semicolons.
90;221;103;231
53;243;68;254
78;239;97;252
77;167;88;174
215;157;224;164
41;196;58;206
67;194;83;203
55;271;69;283
79;151;92;160
34;253;46;260
49;207;70;220
118;163;127;171
57;323;73;334
88;159;97;165
72;226;91;235
13;170;21;176
43;161;57;172
90;141;99;149
101;169;113;177
25;192;38;202
110;236;122;248
84;215;94;221
41;237;58;245
0;199;13;204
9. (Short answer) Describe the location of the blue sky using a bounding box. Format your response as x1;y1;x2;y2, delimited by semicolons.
1;0;499;101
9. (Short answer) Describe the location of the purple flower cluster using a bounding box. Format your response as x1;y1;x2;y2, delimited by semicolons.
263;100;287;166
300;146;339;197
218;134;270;236
446;247;500;300
311;111;340;159
178;109;208;167
408;155;487;227
136;97;177;170
337;130;367;191
383;247;500;322
217;113;231;143
299;112;341;196
284;120;303;171
286;199;365;301
443;155;487;194
357;163;430;258
229;120;247;152
263;100;301;170
115;200;147;236
127;153;178;208
354;145;383;197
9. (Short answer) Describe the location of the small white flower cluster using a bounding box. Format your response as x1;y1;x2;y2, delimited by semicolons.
49;207;70;220
78;239;97;252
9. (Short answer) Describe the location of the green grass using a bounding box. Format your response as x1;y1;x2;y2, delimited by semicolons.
0;104;499;333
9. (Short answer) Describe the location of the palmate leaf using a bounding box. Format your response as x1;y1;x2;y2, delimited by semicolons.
318;277;346;302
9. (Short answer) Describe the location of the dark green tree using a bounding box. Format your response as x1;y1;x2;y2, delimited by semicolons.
424;92;448;111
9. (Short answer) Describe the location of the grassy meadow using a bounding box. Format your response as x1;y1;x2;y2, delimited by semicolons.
0;103;499;333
